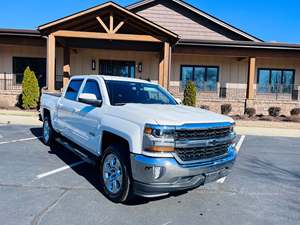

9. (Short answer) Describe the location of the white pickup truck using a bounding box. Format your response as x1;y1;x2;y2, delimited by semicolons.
40;75;237;203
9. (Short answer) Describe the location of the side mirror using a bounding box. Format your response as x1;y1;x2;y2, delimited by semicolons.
78;93;102;107
175;98;182;105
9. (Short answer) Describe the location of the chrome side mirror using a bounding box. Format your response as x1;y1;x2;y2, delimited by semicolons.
78;93;102;107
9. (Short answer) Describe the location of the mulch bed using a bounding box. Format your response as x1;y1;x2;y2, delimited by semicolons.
231;114;300;123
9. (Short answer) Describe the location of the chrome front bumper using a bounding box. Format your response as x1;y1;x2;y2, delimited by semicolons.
130;146;237;197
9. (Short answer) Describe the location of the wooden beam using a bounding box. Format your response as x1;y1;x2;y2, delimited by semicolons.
163;42;171;88
247;57;256;100
96;16;110;33
52;30;162;42
109;12;114;33
158;53;164;86
113;21;124;34
47;34;56;91
63;46;70;89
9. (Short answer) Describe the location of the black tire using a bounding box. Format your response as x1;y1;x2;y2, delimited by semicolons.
100;144;133;203
42;116;56;146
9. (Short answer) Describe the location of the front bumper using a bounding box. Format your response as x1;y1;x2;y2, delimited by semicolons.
130;146;237;197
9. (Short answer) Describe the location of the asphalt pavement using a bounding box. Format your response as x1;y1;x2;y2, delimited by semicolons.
0;125;299;225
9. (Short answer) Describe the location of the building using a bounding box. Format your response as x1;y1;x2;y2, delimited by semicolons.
1;0;300;114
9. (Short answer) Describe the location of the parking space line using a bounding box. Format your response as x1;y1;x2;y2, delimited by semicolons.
0;136;43;145
236;135;246;153
217;135;246;184
36;161;85;179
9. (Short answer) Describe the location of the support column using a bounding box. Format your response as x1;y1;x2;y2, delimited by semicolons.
47;34;55;91
247;57;256;100
158;42;171;88
163;42;171;89
63;46;70;89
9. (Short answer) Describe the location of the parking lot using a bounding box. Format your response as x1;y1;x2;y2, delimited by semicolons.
0;124;299;225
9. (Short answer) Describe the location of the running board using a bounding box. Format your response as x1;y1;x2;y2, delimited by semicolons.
55;137;97;166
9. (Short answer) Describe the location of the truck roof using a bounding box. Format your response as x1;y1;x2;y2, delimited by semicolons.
71;75;154;84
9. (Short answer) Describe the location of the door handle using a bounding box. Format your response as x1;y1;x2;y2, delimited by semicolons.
73;108;80;113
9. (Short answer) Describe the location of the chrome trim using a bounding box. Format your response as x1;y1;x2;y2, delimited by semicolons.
175;132;236;148
175;122;234;130
130;146;237;185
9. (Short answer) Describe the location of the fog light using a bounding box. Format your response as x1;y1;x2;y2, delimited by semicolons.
153;166;162;180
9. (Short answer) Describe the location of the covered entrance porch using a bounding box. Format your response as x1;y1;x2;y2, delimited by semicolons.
38;2;178;91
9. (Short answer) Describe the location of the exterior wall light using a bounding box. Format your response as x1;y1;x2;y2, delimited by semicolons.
138;62;143;73
92;59;96;71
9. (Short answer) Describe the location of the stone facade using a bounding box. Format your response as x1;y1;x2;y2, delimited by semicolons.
170;84;300;116
0;90;21;108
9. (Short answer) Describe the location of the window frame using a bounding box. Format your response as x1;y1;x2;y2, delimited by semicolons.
257;68;295;93
180;65;219;92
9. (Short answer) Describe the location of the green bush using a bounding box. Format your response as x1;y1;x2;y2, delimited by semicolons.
221;104;232;115
245;107;256;117
183;80;196;107
200;105;210;110
21;67;40;109
268;107;281;117
290;108;300;116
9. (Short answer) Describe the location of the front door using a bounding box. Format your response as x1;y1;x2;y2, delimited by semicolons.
74;78;104;153
99;60;135;78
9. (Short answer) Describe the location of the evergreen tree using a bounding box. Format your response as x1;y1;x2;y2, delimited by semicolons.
22;67;40;109
183;80;196;107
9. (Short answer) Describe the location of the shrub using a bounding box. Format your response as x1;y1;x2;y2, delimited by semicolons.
200;105;210;110
21;67;40;109
268;107;281;117
182;80;196;107
290;108;300;116
221;104;232;115
245;107;256;117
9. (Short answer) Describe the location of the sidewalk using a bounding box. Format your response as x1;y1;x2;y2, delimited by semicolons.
0;109;41;126
235;120;300;138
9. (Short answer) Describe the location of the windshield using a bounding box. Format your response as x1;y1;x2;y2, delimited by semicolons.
105;80;177;106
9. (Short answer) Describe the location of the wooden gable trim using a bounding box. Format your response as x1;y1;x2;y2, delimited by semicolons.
38;1;178;39
52;30;163;42
127;0;263;42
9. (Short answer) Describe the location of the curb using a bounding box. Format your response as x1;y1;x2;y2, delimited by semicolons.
0;110;39;117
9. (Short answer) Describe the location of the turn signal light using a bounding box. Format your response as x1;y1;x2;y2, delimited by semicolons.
145;146;175;153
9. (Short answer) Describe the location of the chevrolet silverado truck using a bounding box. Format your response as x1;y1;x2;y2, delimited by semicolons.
40;75;237;203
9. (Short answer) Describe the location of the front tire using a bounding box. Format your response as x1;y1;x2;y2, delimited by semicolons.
100;144;133;203
43;116;56;146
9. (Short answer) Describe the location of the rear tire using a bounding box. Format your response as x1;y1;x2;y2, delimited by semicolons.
43;116;56;146
100;144;133;203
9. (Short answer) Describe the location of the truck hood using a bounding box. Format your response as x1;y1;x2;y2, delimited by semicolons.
108;104;234;126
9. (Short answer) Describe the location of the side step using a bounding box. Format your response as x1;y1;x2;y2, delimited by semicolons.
55;136;97;166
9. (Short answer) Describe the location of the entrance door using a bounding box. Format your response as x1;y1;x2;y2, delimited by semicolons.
99;60;135;78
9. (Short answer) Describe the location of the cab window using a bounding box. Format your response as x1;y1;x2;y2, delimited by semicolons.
82;79;102;100
65;79;84;101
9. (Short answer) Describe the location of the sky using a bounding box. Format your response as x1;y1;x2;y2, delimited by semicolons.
0;0;299;43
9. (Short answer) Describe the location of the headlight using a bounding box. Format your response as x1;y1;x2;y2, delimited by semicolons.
143;124;175;153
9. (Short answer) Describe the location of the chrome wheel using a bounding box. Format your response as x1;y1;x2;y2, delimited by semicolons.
103;153;123;194
43;119;50;143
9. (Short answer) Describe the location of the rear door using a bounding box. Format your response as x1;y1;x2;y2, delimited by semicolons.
73;78;104;153
57;78;84;142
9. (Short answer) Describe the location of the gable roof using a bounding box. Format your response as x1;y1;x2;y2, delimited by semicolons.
127;0;263;42
38;1;178;41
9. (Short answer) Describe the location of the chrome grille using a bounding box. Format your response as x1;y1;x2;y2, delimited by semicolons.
175;143;229;162
175;127;231;141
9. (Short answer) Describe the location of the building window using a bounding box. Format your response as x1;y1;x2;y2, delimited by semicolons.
13;57;46;87
257;68;295;93
180;65;219;91
99;60;135;78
